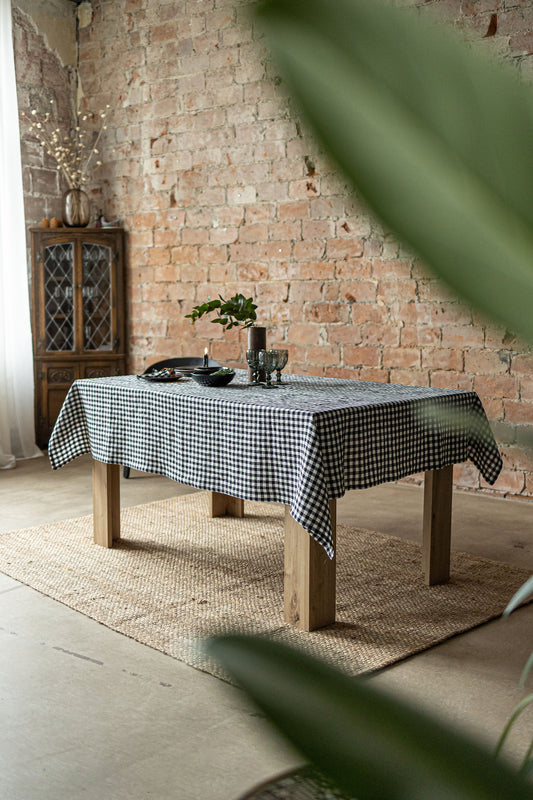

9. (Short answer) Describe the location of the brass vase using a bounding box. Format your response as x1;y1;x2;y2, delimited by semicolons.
62;188;90;227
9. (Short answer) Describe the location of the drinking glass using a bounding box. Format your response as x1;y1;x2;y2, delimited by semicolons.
258;349;278;388
246;349;262;385
270;349;288;383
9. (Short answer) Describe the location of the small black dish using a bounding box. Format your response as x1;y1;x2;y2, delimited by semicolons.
138;368;185;382
191;371;235;387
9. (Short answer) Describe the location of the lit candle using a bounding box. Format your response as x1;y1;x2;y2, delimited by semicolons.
203;347;208;368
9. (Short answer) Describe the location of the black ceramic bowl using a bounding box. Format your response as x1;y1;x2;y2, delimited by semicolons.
191;370;235;387
192;366;219;375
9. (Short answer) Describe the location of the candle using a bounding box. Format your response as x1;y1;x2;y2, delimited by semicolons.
203;347;208;368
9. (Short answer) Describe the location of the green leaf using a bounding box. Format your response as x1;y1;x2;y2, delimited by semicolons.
186;299;223;324
523;759;533;780
495;693;533;760
187;293;257;330
521;739;533;776
256;0;533;343
208;636;533;800
503;575;533;616
520;651;533;689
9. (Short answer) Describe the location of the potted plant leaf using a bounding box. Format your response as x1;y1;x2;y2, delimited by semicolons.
186;293;266;373
185;292;258;331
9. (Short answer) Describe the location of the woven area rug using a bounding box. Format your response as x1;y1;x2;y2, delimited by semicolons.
0;491;528;681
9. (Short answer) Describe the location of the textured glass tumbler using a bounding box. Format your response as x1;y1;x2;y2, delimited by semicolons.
270;349;288;383
258;350;278;388
246;349;262;385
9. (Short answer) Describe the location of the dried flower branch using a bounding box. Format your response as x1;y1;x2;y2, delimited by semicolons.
21;100;110;189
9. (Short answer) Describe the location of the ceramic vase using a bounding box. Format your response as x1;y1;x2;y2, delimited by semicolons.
62;188;90;227
247;325;266;382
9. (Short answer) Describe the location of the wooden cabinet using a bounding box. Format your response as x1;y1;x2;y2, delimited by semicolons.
30;228;126;448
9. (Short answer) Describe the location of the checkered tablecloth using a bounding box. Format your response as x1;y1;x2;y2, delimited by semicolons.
47;371;502;557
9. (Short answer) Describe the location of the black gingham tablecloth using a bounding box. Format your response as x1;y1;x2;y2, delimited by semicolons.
47;371;502;558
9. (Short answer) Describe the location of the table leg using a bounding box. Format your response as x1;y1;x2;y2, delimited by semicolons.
209;491;244;518
423;465;453;585
284;500;336;631
92;460;121;547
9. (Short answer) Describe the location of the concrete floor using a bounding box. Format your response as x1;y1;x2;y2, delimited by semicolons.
1;454;532;799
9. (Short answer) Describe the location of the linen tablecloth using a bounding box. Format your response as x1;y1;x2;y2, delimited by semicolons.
47;371;502;557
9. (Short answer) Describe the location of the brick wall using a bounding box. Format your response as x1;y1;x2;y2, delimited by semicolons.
15;0;533;500
13;6;74;229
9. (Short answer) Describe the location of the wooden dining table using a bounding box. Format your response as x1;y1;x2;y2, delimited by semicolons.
47;370;502;631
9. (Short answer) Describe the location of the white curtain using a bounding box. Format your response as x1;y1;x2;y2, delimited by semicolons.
0;0;41;468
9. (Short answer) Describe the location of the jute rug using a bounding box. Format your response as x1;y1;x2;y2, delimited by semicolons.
0;491;529;681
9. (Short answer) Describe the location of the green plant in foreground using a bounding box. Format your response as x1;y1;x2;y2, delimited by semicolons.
255;0;533;344
208;0;533;796
495;579;533;777
208;636;533;800
185;293;257;331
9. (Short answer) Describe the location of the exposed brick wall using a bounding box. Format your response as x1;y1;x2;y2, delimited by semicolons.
17;0;533;500
13;6;74;228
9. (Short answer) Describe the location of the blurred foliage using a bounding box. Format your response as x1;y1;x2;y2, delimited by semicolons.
208;636;533;799
209;0;533;797
255;0;533;344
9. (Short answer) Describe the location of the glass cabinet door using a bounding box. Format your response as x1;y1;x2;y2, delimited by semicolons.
31;227;125;449
82;242;113;351
43;243;75;352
